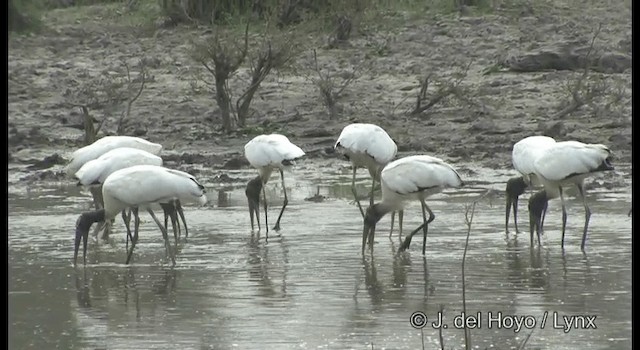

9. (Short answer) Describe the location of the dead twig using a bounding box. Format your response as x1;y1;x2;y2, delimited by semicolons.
116;60;147;135
409;62;472;117
307;49;362;119
462;189;493;350
553;23;602;119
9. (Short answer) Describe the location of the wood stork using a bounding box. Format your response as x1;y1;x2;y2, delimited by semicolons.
506;135;556;233
74;147;189;246
66;136;164;238
73;164;207;266
244;134;305;236
66;136;163;177
333;123;400;232
527;141;614;250
361;155;464;255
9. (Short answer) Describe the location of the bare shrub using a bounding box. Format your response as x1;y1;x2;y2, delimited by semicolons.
305;49;361;119
63;59;148;145
191;23;250;132
192;21;300;132
408;62;472;117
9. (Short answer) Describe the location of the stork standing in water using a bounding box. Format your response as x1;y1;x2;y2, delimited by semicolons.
361;155;464;255
527;141;614;250
333;123;402;235
73;164;207;266
74;147;189;246
244;134;305;236
505;135;557;234
66;136;164;239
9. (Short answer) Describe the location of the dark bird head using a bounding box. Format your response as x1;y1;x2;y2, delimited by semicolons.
74;209;106;266
528;190;548;240
505;176;527;228
596;156;615;172
245;176;263;230
362;203;392;253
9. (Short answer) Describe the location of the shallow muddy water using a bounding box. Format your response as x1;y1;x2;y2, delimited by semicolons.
8;162;632;350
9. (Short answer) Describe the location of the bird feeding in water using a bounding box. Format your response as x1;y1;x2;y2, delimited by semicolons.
361;155;464;255
66;135;164;239
505;135;557;234
334;123;402;234
73;164;207;266
527;140;614;250
244;134;305;236
74;147;189;246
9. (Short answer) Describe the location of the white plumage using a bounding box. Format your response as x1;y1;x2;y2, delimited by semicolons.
381;155;464;200
362;155;464;255
334;123;399;228
102;165;207;214
74;147;191;244
528;140;614;250
506;135;557;233
75;147;163;186
244;134;305;234
66;136;163;177
245;134;305;179
74;164;207;265
335;123;397;170
512;136;557;186
533;141;611;187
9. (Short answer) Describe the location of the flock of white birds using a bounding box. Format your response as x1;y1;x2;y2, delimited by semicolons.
66;123;615;266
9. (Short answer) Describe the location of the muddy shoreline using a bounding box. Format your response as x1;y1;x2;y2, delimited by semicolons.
8;2;632;188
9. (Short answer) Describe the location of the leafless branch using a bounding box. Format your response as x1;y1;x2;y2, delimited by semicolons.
554;23;603;119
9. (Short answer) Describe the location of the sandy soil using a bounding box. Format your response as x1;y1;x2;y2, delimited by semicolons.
8;1;632;186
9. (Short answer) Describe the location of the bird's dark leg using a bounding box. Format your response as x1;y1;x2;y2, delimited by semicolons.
122;209;133;251
89;186;104;210
147;208;176;266
369;176;376;208
389;211;395;238
351;167;365;218
399;205;435;252
175;200;188;240
273;169;288;232
133;207;140;244
559;187;567;249
249;200;256;232
398;210;404;238
420;200;436;255
512;196;520;234
160;203;179;248
540;201;548;235
126;207;140;264
577;184;591;251
261;179;269;238
89;186;109;240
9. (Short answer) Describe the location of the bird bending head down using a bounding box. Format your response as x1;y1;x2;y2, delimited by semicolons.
245;176;264;231
74;209;107;265
362;202;393;247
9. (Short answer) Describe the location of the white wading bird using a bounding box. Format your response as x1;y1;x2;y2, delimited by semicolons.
244;134;305;236
505;135;557;234
73;164;207;266
74;147;189;247
361;155;464;255
527;141;614;250
333;123;402;236
66;136;164;239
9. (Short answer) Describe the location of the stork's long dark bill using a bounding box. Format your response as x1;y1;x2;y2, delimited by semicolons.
73;209;105;266
73;225;89;266
362;223;371;254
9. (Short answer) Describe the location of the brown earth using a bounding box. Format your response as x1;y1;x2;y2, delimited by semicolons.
8;1;632;186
